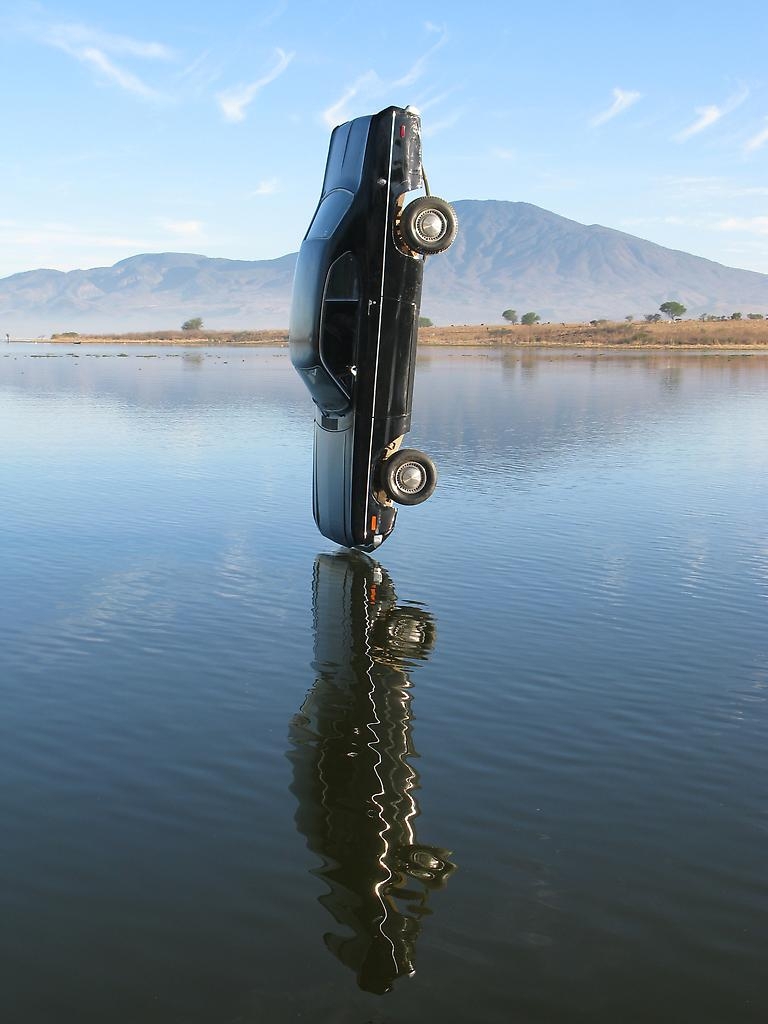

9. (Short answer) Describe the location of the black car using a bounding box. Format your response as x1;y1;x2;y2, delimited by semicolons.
289;104;457;550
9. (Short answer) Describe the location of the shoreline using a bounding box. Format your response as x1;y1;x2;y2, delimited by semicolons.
16;320;768;350
35;340;768;352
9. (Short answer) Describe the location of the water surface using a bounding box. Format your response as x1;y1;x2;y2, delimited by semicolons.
2;344;767;1023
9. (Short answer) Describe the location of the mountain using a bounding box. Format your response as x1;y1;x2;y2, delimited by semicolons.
423;201;768;324
3;200;768;335
0;252;298;336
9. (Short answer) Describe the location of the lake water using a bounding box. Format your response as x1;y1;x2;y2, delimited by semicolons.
2;344;767;1023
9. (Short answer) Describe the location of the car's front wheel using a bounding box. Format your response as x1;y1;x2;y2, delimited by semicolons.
381;449;438;505
399;197;457;255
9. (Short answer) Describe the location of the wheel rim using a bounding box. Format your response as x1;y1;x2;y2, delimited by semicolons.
414;209;447;243
395;461;427;494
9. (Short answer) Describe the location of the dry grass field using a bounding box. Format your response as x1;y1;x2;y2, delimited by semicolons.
419;319;768;348
49;319;768;348
49;329;289;345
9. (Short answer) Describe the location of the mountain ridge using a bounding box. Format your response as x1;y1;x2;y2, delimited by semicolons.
3;200;768;335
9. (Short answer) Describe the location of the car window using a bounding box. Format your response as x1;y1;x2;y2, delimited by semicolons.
307;190;353;240
324;252;359;301
319;253;360;397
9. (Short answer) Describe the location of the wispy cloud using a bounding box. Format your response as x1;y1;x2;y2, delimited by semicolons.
535;172;581;191
591;87;642;127
37;20;172;99
392;23;447;88
620;215;703;230
745;119;768;153
250;179;280;196
716;216;768;235
0;220;146;250
0;218;209;273
322;23;449;128
416;85;462;113
676;105;722;140
159;219;204;239
174;49;224;94
217;48;294;122
322;71;381;128
623;211;768;238
75;47;160;99
257;1;290;29
45;23;173;60
675;86;749;142
661;176;768;199
423;106;465;138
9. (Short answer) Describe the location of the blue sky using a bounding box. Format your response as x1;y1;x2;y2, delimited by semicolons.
2;0;768;279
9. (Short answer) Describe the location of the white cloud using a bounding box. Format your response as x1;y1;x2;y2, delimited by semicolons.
676;105;722;140
416;86;462;113
160;219;204;239
36;20;172;99
322;24;449;128
534;172;581;191
423;107;465;137
745;119;768;153
217;48;294;123
76;47;161;99
591;87;642;127
258;1;289;29
45;23;173;60
322;71;382;128
675;87;749;142
392;24;447;88
0;220;146;250
716;216;768;235
251;179;280;196
661;176;768;199
175;49;222;92
619;215;705;231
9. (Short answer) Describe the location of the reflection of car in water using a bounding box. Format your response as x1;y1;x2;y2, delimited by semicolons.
289;105;457;550
288;552;455;994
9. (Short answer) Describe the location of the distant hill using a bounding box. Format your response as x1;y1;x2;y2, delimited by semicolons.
3;200;768;335
0;252;298;336
424;201;768;324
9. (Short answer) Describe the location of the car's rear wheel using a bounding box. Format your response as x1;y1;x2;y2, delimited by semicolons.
399;197;457;255
382;448;437;505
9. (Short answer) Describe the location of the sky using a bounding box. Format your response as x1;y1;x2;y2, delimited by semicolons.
2;0;768;280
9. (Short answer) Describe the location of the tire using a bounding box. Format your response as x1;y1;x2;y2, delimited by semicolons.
399;197;457;255
381;448;437;506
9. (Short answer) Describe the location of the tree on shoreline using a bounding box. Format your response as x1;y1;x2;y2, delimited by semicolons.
660;301;686;320
502;308;518;323
521;312;540;325
182;317;204;331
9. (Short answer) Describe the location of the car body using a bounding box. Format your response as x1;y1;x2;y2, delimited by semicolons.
289;104;456;550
